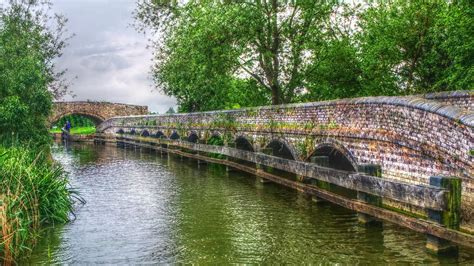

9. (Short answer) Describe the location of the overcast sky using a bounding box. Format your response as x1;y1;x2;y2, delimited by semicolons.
50;0;176;113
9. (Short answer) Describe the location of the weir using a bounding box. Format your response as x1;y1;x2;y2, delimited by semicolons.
90;90;473;254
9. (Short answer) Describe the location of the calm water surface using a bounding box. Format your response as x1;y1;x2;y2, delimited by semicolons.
24;142;474;264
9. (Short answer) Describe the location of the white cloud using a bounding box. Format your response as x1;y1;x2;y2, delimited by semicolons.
51;0;176;113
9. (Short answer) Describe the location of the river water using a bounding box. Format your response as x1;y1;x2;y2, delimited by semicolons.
24;142;474;264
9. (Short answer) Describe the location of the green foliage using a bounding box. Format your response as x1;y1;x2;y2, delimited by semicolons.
0;145;74;262
0;0;69;147
0;2;72;262
302;36;362;101
207;135;224;146
136;1;473;111
207;135;225;159
210;113;237;131
357;0;473;95
50;126;96;135
165;107;176;114
136;0;334;109
53;114;96;129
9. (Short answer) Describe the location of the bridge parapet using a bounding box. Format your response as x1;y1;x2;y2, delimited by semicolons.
423;90;474;111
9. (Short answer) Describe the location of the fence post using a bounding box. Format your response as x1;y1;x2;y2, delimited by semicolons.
226;142;236;172
257;148;273;183
357;164;382;225
426;176;461;254
309;156;331;203
159;136;167;156
196;139;207;165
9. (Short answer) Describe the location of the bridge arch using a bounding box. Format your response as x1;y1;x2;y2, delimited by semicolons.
154;131;165;138
235;135;254;152
50;101;148;128
116;129;124;134
49;112;105;128
310;140;357;172
235;135;256;167
170;131;180;140
264;139;297;161
188;132;199;143
141;130;150;137
207;133;224;145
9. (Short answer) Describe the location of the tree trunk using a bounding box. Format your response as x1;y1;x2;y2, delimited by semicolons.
270;0;281;105
271;84;281;105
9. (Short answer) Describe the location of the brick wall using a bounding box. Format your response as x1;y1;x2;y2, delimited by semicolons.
99;92;474;230
50;101;148;125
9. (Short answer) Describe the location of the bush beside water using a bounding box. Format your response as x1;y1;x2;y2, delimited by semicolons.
0;146;74;263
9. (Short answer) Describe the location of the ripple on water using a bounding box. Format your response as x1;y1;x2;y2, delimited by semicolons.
22;143;474;264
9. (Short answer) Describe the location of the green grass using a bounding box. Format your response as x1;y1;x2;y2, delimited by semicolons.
50;126;96;135
0;145;75;263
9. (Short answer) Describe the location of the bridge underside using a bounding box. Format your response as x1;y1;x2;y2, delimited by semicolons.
49;113;105;127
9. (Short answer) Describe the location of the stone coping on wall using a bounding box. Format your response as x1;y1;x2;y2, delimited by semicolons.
423;90;474;99
53;101;148;108
105;92;474;128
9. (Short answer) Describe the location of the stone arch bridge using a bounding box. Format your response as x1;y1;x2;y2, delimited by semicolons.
97;90;474;249
49;101;148;126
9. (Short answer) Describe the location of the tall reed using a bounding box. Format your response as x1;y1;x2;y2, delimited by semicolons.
0;146;74;264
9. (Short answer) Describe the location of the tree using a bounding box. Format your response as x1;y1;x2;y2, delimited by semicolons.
54;114;95;129
357;0;473;95
165;107;175;114
136;1;473;112
136;0;355;111
0;0;70;146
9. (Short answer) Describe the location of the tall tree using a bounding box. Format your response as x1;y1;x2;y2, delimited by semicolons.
136;0;473;111
135;0;350;111
357;0;473;95
0;0;70;145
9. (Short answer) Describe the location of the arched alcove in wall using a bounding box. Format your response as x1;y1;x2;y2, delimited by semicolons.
308;141;358;198
264;139;297;180
309;143;357;172
153;131;165;138
170;131;180;140
234;136;255;168
188;132;199;143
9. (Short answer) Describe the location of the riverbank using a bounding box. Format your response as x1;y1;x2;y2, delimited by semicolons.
0;146;74;264
50;126;96;135
51;133;96;142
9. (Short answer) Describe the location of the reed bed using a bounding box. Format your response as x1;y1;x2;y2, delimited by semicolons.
0;146;74;264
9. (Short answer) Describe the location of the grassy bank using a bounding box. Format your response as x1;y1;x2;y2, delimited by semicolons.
0;146;74;263
50;126;96;135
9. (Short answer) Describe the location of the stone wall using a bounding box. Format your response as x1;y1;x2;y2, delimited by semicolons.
423;90;474;111
50;101;148;125
98;91;474;230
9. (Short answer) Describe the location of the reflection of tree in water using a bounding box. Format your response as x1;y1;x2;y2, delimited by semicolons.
59;143;123;165
19;225;65;264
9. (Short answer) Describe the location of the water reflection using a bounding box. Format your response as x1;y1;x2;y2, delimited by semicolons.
24;143;474;264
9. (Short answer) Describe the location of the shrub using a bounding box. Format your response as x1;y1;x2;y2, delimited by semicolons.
0;146;74;263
